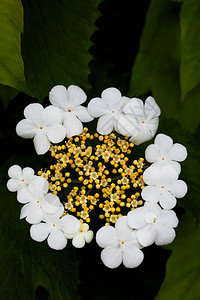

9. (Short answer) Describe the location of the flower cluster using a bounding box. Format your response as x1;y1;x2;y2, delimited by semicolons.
7;85;187;269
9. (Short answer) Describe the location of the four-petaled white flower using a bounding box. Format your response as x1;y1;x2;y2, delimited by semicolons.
88;87;129;135
65;223;94;248
49;85;93;138
141;165;187;209
16;103;66;155
17;176;61;224
7;165;35;192
30;206;81;250
96;216;144;269
127;202;178;247
117;96;160;145
145;133;187;174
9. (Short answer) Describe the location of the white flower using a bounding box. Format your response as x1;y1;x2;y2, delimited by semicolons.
96;216;144;269
16;103;66;155
117;96;160;145
142;165;187;209
49;85;93;138
145;133;187;174
30;206;81;250
65;223;94;248
88;87;129;135
17;177;61;224
7;165;35;192
127;202;178;247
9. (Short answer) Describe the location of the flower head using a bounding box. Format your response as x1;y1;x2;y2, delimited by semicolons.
88;87;129;135
117;96;160;145
17;176;61;224
141;165;187;209
96;216;144;268
145;133;188;173
49;85;93;138
127;202;178;247
7;165;35;192
30;206;81;250
16;103;66;155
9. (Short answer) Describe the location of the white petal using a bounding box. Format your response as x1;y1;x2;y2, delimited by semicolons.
143;166;161;185
97;115;114;135
127;207;148;229
81;223;89;232
7;179;19;192
72;234;85;248
155;225;176;246
49;85;69;109
59;215;81;235
8;165;22;179
161;166;179;185
84;230;94;243
145;144;161;163
22;204;43;224
115;216;132;241
117;115;136;137
20;203;32;219
101;246;122;268
88;97;109;117
43;194;61;214
43;105;62;126
63;113;83;138
33;131;50;155
17;188;35;204
167;143;187;162
144;202;162;216
136;225;157;247
68;85;87;107
169;180;187;198
43;205;64;223
123;98;144;118
158;210;179;228
30;223;50;242
154;134;173;154
141;186;161;203
144;96;161;119
24;103;44;126
73;105;93;122
96;226;118;248
122;246;144;268
16;119;36;139
101;87;122;109
22;167;35;180
28;176;48;198
116;96;130;111
159;190;177;209
46;124;66;144
47;230;67;250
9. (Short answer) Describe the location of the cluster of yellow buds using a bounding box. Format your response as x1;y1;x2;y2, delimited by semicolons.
38;128;146;225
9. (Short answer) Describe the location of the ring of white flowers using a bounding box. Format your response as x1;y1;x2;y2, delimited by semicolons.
8;85;188;269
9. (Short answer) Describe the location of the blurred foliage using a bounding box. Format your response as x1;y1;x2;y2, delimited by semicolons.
0;0;28;95
21;0;101;101
156;213;200;300
0;0;200;299
129;0;200;132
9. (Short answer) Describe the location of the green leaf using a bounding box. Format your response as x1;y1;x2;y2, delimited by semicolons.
129;0;182;120
180;0;200;101
0;84;19;107
0;161;80;300
156;214;200;300
21;0;101;101
0;0;28;94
